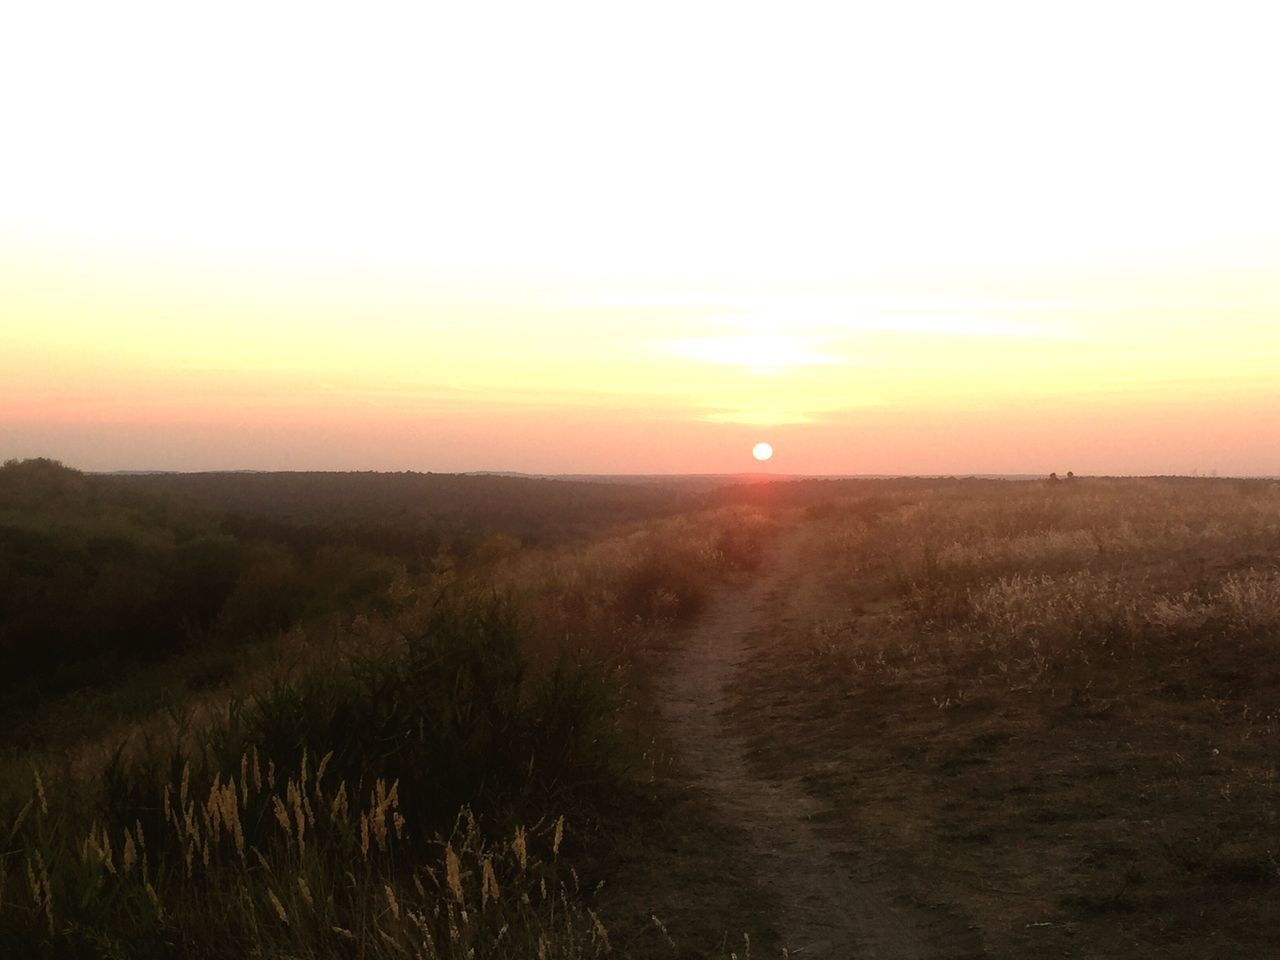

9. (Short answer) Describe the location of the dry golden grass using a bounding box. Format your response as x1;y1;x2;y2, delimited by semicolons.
6;749;611;958
1;502;776;957
734;478;1280;958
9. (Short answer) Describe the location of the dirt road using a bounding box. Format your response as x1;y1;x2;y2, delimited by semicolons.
653;528;959;959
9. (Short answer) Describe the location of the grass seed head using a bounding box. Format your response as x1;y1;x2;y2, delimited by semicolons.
32;767;47;816
445;844;464;902
267;888;290;925
481;858;500;909
122;831;137;874
512;826;528;871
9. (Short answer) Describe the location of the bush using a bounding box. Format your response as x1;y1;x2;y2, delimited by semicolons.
0;593;624;957
206;593;623;826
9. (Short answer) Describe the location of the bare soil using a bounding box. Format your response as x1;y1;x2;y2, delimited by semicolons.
728;519;1280;959
629;528;984;959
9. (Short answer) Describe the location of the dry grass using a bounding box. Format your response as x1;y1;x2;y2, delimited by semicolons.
733;478;1280;958
0;503;776;957
4;753;609;958
499;506;775;650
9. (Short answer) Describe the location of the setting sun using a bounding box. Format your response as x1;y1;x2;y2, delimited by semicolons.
4;4;1280;954
2;2;1278;478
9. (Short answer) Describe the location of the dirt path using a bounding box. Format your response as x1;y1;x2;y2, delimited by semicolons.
654;528;942;959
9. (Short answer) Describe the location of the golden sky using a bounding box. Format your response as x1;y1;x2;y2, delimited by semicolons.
3;2;1279;474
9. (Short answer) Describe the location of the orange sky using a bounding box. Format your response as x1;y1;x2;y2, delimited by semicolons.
3;2;1279;475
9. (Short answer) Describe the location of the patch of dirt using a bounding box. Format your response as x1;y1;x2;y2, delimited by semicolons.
649;529;981;959
729;520;1280;959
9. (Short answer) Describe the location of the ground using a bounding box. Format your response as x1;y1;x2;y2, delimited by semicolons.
605;526;982;958
608;512;1280;958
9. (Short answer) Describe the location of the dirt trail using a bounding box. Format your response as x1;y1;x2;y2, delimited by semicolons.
654;528;940;959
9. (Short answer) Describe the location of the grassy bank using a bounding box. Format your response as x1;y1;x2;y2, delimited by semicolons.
0;461;774;957
2;593;620;958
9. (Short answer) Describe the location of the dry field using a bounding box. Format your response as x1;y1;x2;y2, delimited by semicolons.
726;478;1280;957
6;465;1279;958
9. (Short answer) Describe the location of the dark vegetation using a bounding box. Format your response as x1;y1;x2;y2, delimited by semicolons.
17;460;1277;956
0;593;626;958
0;461;397;722
117;469;693;561
0;460;697;741
0;458;771;957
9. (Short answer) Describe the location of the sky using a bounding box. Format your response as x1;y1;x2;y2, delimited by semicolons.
3;1;1279;475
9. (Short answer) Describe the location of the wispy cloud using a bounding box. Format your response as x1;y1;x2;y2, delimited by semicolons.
662;335;839;371
583;292;1071;340
697;408;819;426
703;307;1064;339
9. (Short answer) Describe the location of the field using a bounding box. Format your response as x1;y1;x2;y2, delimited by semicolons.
729;478;1280;957
2;461;1279;957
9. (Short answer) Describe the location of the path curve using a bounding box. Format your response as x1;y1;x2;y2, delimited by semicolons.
655;529;937;959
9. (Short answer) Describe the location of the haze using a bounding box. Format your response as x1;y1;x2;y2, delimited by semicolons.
3;1;1278;475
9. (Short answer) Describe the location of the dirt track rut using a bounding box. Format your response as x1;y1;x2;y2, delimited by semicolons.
654;530;940;959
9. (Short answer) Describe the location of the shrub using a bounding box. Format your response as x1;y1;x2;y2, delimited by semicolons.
1219;570;1280;634
203;592;625;828
0;592;623;957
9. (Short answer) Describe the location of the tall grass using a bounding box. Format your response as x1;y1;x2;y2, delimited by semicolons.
1;504;776;956
808;478;1280;698
498;507;774;663
1;593;619;957
2;760;608;958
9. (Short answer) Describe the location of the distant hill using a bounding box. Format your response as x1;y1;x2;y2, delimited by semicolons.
112;469;696;550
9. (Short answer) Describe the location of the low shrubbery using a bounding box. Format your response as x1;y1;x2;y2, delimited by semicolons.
0;461;767;735
0;480;778;957
0;461;402;722
0;593;622;958
501;508;774;662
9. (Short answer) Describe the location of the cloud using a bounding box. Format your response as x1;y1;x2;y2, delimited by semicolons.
662;335;839;371
697;408;821;426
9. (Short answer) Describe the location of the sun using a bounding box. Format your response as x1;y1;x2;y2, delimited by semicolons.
752;441;774;462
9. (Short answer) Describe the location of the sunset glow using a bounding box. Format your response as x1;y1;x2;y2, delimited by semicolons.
3;2;1279;474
